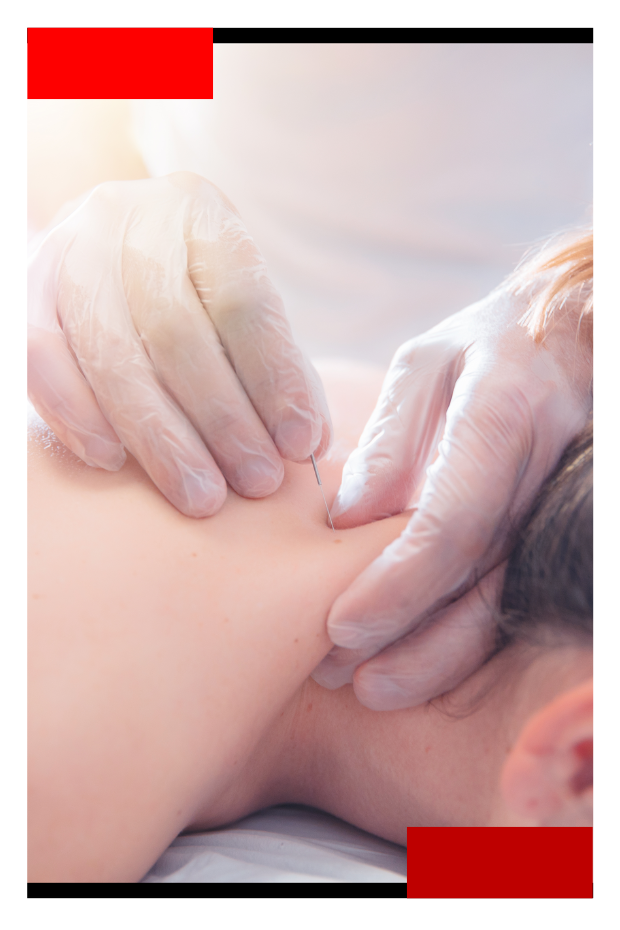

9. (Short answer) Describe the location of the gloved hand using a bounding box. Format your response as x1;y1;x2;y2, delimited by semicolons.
28;172;332;516
312;562;507;708
314;284;592;708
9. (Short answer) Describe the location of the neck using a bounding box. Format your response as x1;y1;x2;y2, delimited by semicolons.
191;643;592;841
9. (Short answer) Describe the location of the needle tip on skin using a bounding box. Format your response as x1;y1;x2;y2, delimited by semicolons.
318;478;336;533
310;453;336;532
323;494;336;532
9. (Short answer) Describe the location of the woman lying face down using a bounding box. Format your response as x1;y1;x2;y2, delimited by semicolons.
28;364;593;883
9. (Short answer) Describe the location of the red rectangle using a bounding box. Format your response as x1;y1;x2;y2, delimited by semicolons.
27;28;213;99
407;827;592;898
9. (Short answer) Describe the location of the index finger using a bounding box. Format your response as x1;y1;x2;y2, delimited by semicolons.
184;179;333;462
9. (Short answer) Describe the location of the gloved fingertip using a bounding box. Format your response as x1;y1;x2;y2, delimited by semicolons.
353;665;418;712
310;648;357;690
332;475;408;528
173;470;228;519
273;418;316;462
232;456;284;499
311;416;334;462
68;431;126;472
90;445;126;472
329;475;367;526
310;665;353;690
326;609;368;651
330;505;361;531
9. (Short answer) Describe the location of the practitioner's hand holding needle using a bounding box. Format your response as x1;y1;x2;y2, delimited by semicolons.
28;172;332;517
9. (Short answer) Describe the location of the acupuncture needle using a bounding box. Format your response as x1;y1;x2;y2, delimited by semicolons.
310;453;336;532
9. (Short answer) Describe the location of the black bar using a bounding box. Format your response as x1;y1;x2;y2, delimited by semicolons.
213;27;592;44
28;882;406;898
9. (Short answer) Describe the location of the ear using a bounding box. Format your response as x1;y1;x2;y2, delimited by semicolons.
500;678;592;826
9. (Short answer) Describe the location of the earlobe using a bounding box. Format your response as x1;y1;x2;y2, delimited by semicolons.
500;679;593;826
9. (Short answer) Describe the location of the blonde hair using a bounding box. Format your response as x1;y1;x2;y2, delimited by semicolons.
508;228;593;347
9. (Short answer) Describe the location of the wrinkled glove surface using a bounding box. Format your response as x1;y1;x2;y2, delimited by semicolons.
28;172;332;516
314;286;592;708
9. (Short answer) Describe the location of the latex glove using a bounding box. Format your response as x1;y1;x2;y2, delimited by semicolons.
313;563;506;708
28;172;332;516
315;286;592;708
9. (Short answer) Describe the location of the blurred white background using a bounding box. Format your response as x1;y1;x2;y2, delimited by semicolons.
132;42;592;363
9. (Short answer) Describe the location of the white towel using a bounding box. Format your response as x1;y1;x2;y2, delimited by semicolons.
141;805;407;883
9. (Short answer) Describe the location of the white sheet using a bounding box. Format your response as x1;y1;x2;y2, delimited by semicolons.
141;805;407;883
